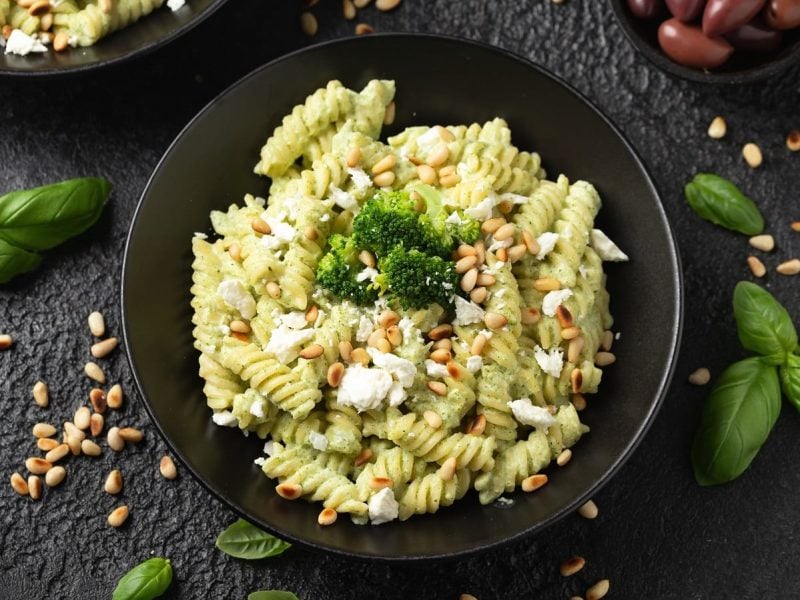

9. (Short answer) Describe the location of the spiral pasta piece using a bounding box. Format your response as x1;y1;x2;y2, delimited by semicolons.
355;446;426;501
198;353;245;411
54;0;165;47
397;467;472;521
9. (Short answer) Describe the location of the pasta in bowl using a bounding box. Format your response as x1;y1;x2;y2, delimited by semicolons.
190;79;629;527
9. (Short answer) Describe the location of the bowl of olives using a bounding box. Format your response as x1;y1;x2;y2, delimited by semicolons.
609;0;800;83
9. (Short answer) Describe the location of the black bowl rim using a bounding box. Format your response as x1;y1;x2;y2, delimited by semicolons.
608;0;800;84
121;32;684;562
0;0;228;78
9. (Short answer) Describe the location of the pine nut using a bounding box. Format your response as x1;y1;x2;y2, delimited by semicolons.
559;326;579;340
373;170;396;187
438;456;457;481
470;287;488;304
64;421;85;441
369;476;393;490
160;456;178;480
427;381;447;396
376;0;401;10
90;413;104;437
81;439;101;457
37;438;59;452
556;448;572;466
568;336;584;364
98;0;112;13
88;312;106;337
376;339;391;353
27;0;48;16
32;423;56;438
346;146;361;167
493;223;516;241
560;556;586;577
367;329;386;349
1;25;11;40
354;0;371;7
521;473;548;492
747;256;766;278
749;234;774;252
318;507;338;526
496;247;508;262
304;225;319;241
416;164;437;185
497;200;513;215
84;362;106;384
467;414;486;436
423;410;443;429
46;444;69;463
0;334;13;350
358;250;376;268
229;320;251;334
595;350;617;365
252;216;272;235
376;310;398;329
338;341;353;361
434;125;455;142
586;579;610;600
428;324;453;340
688;367;711;386
476;273;496;287
508;244;527;263
571;368;583;393
11;473;28;496
788;130;800;152
457;244;477;258
228;242;242;261
276;482;303;499
484;312;508;329
430;348;452;364
481;217;506;235
371;154;397;175
459;595;477;600
777;259;800;275
572;393;587;411
521;307;540;325
66;434;81;456
383;100;396;125
105;469;123;495
386;325;402;347
53;30;69;51
742;142;762;168
522;230;540;255
107;384;123;409
91;337;118;358
355;23;374;35
474;240;486;265
354;447;373;467
40;12;52;31
351;348;371;366
300;11;318;36
299;344;325;359
460;268;478;292
108;427;126;451
439;165;456;178
426;145;449;168
447;361;463;381
44;466;65;487
266;281;282;299
792;222;800;232
108;505;129;528
578;499;598;519
707;116;726;139
74;406;91;430
119;427;143;443
28;475;42;500
556;305;573;328
432;338;452;351
600;330;614;352
471;334;487;355
327;362;345;387
26;457;52;475
534;277;561;291
33;381;49;407
89;388;107;414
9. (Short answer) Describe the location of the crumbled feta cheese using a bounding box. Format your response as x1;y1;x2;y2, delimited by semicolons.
4;29;48;56
193;232;208;239
264;325;316;363
356;267;379;283
615;331;621;340
425;359;450;378
499;192;529;205
249;399;266;418
282;195;301;220
167;0;185;10
509;398;557;429
445;211;465;225
253;196;266;206
397;317;423;346
478;329;494;340
212;410;238;427
387;381;407;407
578;264;589;279
330;186;360;212
347;167;372;194
454;296;485;326
320;213;330;222
218;325;231;335
307;431;328;452
590;229;629;262
416;127;444;152
541;289;573;318
314;309;326;328
356;315;374;342
487;236;513;253
466;355;483;373
337;365;394;411
218;280;256;319
533;345;564;378
262;213;297;243
263;440;275;456
494;496;515;507
536;232;559;260
277;311;308;330
367;348;416;387
253;457;266;467
368;487;399;525
464;195;496;221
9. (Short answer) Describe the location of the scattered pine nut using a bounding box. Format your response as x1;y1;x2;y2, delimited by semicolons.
742;142;762;168
688;367;711;386
594;352;616;367
10;473;28;496
81;439;102;457
521;473;548;492
107;384;123;409
105;469;123;495
304;225;319;241
372;170;396;187
481;217;506;235
32;423;56;438
108;505;129;528
578;499;598;519
354;447;373;467
427;381;447;396
423;410;443;429
369;476;393;490
88;311;105;337
338;341;353;361
358;249;376;268
266;281;281;299
791;221;800;232
471;334;487;356
91;337;118;358
66;434;82;456
430;348;452;364
37;438;59;452
438;456;457;481
533;277;561;291
749;234;774;252
522;230;540;255
561;326;581;340
276;482;303;500
376;338;391;353
467;414;486;436
376;0;401;10
26;457;52;475
327;362;345;387
160;456;178;480
707;116;726;139
351;347;370;366
118;427;143;443
90;413;104;437
572;393;587;411
417;164;437;185
33;381;49;407
560;555;586;577
342;0;356;20
493;223;516;241
299;344;325;359
74;406;91;430
556;448;572;467
777;259;800;275
600;330;614;352
371;154;397;175
84;362;106;384
107;427;125;452
428;324;453;341
97;0;111;13
484;312;508;330
353;0;371;7
300;11;318;36
251;217;271;235
228;242;242;261
28;475;42;500
45;444;69;463
455;255;478;273
45;466;66;487
426;144;449;168
470;286;488;304
586;579;610;600
787;130;800;152
89;388;107;414
0;334;12;350
507;244;527;263
459;595;478;600
318;507;338;526
386;325;402;347
53;30;69;52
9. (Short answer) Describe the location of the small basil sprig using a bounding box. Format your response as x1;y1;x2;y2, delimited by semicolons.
733;281;797;364
248;592;300;600
112;558;173;600
0;177;111;284
684;174;764;235
781;354;800;411
215;519;291;559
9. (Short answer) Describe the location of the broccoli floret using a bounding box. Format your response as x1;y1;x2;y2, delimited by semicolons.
445;212;481;245
316;234;379;305
416;184;481;248
372;246;459;309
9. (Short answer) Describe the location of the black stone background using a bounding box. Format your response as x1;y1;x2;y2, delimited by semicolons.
1;1;799;598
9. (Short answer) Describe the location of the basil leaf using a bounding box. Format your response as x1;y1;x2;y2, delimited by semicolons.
0;177;111;251
248;592;300;600
0;237;41;284
691;357;781;486
781;353;800;412
684;174;764;235
733;281;797;364
215;519;291;559
111;558;172;600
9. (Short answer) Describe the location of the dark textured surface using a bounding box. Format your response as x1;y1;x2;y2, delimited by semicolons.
0;1;798;599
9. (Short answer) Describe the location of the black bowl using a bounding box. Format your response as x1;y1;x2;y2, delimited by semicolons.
609;0;800;84
122;33;683;561
0;0;226;76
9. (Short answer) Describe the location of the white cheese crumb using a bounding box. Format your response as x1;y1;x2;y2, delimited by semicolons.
464;194;496;221
337;365;394;412
193;232;208;239
487;236;513;253
262;213;297;243
397;317;424;346
277;311;308;330
478;329;494;340
509;398;557;429
218;325;230;335
264;325;316;363
425;359;450;378
253;457;266;467
533;345;564;378
330;185;360;212
590;229;629;262
445;211;465;225
536;232;559;260
356;315;374;342
307;431;328;452
416;127;444;152
263;441;275;456
466;355;483;373
368;487;399;525
615;331;621;340
387;381;407;407
4;29;48;56
320;213;331;222
367;348;416;387
494;496;515;507
249;400;266;419
167;0;185;10
217;280;256;319
578;264;589;279
499;192;529;205
356;267;379;283
541;288;573;318
212;410;238;427
454;296;485;326
347;167;372;194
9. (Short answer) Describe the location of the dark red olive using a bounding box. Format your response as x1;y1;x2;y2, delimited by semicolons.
703;0;767;36
665;0;707;21
764;0;800;30
726;19;784;52
627;0;666;19
658;18;734;68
